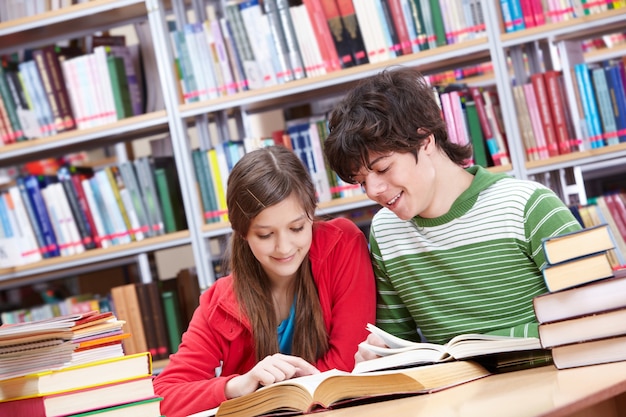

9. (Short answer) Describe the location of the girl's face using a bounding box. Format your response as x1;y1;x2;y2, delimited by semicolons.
246;194;313;284
351;138;437;221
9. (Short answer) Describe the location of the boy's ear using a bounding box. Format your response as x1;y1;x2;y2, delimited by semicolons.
422;134;436;154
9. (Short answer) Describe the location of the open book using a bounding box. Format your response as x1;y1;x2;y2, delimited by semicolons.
354;324;544;373
189;361;490;417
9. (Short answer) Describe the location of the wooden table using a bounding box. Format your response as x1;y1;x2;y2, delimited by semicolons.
318;361;626;417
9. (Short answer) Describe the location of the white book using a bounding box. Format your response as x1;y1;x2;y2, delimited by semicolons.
184;22;215;101
40;185;71;257
240;0;278;87
0;191;27;266
308;118;332;203
92;47;118;125
119;187;145;242
81;178;112;248
7;186;42;263
352;0;378;64
94;170;131;245
53;182;85;255
60;56;88;130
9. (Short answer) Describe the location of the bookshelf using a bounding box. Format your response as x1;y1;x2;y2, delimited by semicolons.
0;0;625;297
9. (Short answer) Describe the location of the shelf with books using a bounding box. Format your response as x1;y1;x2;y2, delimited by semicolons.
499;6;626;48
0;0;151;55
178;37;492;118
0;230;191;286
0;111;169;166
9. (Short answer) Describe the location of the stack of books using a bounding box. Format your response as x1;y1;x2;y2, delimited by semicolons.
0;311;161;416
534;224;626;369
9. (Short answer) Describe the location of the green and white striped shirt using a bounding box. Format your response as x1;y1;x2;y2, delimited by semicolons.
370;166;581;344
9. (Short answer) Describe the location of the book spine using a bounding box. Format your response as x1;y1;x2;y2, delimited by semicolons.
303;0;342;72
591;65;619;146
161;290;183;353
605;64;626;143
0;66;25;142
41;46;76;131
544;70;573;154
530;72;560;157
23;176;60;258
58;168;96;250
384;0;413;55
319;0;355;68
334;0;369;65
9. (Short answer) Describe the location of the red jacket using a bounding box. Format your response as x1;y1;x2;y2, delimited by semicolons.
154;218;376;417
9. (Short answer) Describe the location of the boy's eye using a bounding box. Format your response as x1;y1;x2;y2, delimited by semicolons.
377;166;390;174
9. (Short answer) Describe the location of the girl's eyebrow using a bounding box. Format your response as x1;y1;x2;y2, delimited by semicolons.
251;215;307;229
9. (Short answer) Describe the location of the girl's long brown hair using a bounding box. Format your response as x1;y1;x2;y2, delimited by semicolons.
225;146;329;363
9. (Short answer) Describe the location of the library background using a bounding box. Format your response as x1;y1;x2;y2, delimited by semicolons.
1;0;626;376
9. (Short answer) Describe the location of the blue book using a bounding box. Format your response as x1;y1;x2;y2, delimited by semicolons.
574;63;603;149
605;63;626;143
0;193;13;238
23;176;60;257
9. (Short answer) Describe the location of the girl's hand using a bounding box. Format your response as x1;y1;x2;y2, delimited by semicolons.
225;353;319;399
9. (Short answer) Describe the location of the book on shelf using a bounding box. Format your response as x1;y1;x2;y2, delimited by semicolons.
538;307;626;349
533;268;626;324
541;224;616;265
530;72;560;157
193;361;490;417
32;45;76;134
541;251;615;293
353;323;543;374
0;376;155;417
110;283;148;356
604;61;626;143
543;70;574;154
303;0;342;73
591;65;620;146
135;282;170;361
0;63;26;143
551;334;626;370
335;0;369;65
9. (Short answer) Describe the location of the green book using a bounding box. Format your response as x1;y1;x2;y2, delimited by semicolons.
427;0;446;47
154;167;177;233
465;101;488;167
192;148;218;224
106;55;133;119
161;290;183;354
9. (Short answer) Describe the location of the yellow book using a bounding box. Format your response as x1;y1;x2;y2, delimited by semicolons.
0;351;152;402
207;148;229;222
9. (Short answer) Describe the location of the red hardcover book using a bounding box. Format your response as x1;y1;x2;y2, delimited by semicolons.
303;0;342;73
543;70;572;154
319;0;354;67
530;72;559;157
384;0;412;55
604;193;626;242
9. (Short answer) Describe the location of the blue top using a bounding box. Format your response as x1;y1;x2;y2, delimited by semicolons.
277;300;296;354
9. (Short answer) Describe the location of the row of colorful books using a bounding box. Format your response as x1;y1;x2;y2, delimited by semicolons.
170;0;488;102
535;224;626;369
0;37;143;145
500;0;626;33
512;57;626;163
0;310;162;417
435;84;511;167
0;156;186;267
